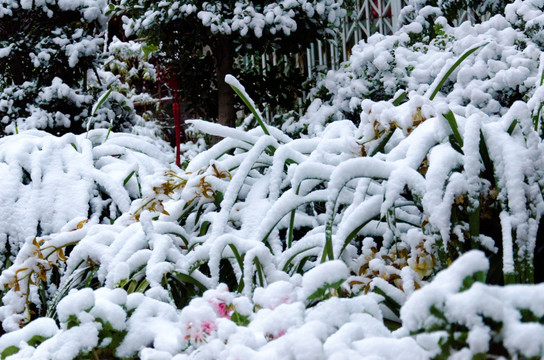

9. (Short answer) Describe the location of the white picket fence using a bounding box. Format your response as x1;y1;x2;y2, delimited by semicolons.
302;0;479;75
309;0;406;73
242;0;409;119
244;0;406;79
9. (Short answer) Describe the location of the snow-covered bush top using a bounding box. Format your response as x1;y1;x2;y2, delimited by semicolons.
0;0;107;73
0;129;171;272
0;0;146;136
0;0;106;22
122;0;345;39
297;0;544;135
3;251;544;359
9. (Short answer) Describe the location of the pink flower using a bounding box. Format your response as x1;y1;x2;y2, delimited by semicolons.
184;320;217;344
211;300;233;319
202;320;217;334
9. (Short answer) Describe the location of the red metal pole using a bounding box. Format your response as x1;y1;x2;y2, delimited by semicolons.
173;91;181;167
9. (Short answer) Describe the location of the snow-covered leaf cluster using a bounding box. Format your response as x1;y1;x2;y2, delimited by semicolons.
0;129;171;325
0;0;107;133
121;0;345;39
103;37;158;110
2;251;544;359
0;0;150;136
296;0;543;135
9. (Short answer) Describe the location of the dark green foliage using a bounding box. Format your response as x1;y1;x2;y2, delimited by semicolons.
0;1;107;135
115;0;344;127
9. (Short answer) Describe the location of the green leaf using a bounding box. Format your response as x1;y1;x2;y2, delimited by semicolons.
231;311;250;326
213;191;224;209
507;119;518;135
177;201;197;225
392;91;407;106
228;244;244;273
92;88;113;117
282;246;317;272
429;305;447;322
199;221;211;236
227;76;270;136
307;279;345;302
383;318;402;331
1;346;19;359
123;170;136;186
468;205;480;248
373;286;401;318
135;279;149;293
219;258;239;291
478;131;494;182
460;270;486;292
172;272;207;292
443;110;464;152
254;257;265;287
96;319;127;350
66;314;81;329
370;129;396;156
166;272;207;309
429;43;488;100
141;44;158;59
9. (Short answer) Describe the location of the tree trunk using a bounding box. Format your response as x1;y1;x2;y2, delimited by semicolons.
214;36;235;129
11;54;25;85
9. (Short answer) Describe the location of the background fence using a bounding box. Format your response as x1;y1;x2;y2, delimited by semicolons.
240;0;409;120
243;0;407;80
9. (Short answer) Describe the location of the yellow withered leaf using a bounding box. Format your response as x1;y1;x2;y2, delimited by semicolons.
15;267;29;275
57;248;67;262
37;270;47;283
76;219;88;230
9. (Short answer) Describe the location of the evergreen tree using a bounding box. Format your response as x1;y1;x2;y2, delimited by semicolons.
117;0;345;128
0;0;137;135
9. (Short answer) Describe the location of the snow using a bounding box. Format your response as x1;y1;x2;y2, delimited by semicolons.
301;260;349;299
2;0;544;359
124;0;345;40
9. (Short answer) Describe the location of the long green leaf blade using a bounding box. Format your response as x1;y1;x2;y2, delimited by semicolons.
429;43;488;100
225;75;270;135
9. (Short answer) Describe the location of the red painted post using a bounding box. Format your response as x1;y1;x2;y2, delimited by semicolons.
173;95;181;167
171;78;181;167
155;61;182;167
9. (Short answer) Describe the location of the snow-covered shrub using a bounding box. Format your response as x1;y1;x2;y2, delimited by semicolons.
297;0;542;135
101;37;158;123
0;0;145;136
0;272;418;360
402;250;544;359
3;1;544;358
506;0;544;51
8;251;543;360
398;0;513;28
287;0;544;285
0;129;171;327
0;0;102;134
4;45;543;332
